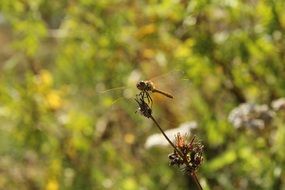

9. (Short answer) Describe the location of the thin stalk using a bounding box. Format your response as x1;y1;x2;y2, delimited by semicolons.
192;172;203;190
150;116;180;153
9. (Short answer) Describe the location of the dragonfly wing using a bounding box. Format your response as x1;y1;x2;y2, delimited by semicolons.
144;69;191;99
140;69;192;127
147;69;187;83
97;86;141;118
98;86;128;94
97;69;142;98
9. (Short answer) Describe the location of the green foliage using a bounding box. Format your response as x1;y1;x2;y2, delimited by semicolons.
1;0;285;189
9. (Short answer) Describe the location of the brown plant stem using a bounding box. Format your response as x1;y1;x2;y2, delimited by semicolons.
149;115;203;190
192;172;203;190
150;115;179;152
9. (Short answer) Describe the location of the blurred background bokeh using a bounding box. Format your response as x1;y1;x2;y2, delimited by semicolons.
1;0;285;189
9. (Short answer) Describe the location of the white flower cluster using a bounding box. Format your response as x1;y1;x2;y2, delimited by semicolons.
271;98;285;111
144;122;197;149
228;103;275;129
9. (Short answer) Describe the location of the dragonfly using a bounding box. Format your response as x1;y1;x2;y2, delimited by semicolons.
97;69;192;137
98;69;186;110
136;79;173;107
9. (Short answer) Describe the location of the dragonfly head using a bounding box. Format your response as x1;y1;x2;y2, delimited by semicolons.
136;81;147;91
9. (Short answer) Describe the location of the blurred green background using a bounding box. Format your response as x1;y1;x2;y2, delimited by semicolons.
1;0;285;189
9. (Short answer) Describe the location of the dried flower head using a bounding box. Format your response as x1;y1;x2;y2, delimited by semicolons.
135;94;152;118
168;133;204;175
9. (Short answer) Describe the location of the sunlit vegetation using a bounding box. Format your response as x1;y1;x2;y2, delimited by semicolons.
1;0;285;189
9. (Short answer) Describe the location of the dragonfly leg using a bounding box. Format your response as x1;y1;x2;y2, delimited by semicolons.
139;91;146;100
145;92;153;108
134;93;152;118
138;91;153;108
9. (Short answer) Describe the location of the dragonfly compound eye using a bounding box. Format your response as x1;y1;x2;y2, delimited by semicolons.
136;81;146;90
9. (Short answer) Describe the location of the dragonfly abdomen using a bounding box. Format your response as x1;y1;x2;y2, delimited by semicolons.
152;89;173;99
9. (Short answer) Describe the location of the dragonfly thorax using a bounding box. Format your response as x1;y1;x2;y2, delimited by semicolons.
136;81;155;92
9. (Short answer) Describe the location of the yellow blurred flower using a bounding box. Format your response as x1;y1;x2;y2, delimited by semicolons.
136;24;157;38
142;48;155;59
45;90;63;110
35;70;53;93
45;179;59;190
124;133;135;144
39;70;53;87
174;39;194;58
122;177;137;190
